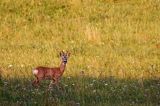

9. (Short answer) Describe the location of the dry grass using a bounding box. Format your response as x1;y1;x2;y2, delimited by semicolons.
0;0;160;105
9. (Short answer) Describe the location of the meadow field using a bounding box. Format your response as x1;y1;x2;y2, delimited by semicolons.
0;0;160;105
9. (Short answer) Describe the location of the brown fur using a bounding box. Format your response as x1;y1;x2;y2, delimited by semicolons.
32;51;70;88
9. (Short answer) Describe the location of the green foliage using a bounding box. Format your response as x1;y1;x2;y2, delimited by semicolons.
0;77;160;105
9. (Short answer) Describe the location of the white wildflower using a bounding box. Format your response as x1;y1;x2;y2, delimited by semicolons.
93;90;96;93
65;84;68;87
8;64;13;68
90;83;93;86
76;103;80;106
21;64;24;67
105;83;108;86
67;76;71;79
92;79;96;83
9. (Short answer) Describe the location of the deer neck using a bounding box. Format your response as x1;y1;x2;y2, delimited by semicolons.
60;62;66;73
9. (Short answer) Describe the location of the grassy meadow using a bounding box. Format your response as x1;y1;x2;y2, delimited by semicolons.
0;0;160;105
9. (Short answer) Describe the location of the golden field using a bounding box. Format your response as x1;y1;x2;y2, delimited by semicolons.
0;0;160;105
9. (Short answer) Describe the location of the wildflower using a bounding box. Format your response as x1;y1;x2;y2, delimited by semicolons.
96;56;100;59
132;101;135;104
90;83;93;86
93;90;96;93
23;87;26;91
144;94;147;97
8;64;13;68
21;64;24;68
92;79;96;83
4;81;8;86
76;102;80;106
67;76;71;79
71;40;74;44
64;84;68;87
104;83;108;86
87;65;91;69
72;83;75;86
101;42;105;45
102;80;105;83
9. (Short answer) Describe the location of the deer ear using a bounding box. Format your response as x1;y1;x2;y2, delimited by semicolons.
67;52;71;57
60;51;63;56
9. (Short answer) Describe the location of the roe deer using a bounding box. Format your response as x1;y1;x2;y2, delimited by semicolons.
32;51;70;89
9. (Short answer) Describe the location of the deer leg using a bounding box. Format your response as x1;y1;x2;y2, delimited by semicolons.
54;79;59;89
54;79;65;94
48;80;54;89
53;79;63;91
48;78;59;90
32;77;37;86
32;77;40;87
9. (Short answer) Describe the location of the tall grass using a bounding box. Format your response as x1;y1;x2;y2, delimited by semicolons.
0;0;160;105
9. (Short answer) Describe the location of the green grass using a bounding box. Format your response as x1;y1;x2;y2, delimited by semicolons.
0;0;160;105
1;77;160;106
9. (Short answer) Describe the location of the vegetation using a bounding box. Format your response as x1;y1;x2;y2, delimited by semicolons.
0;0;160;105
